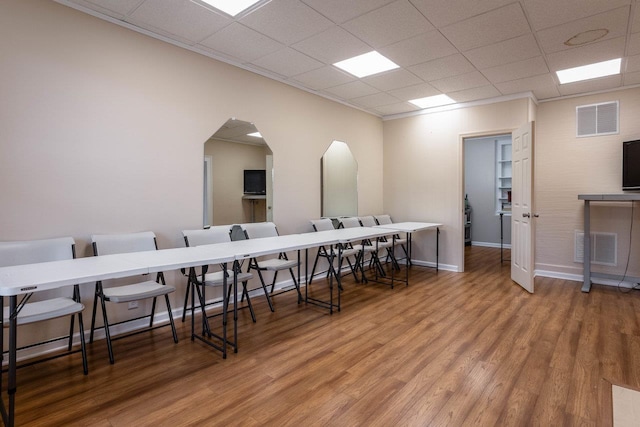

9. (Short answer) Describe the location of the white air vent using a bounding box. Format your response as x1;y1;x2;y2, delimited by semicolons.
575;231;617;266
576;101;618;137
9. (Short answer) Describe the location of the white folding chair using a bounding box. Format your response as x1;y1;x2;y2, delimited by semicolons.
0;237;88;374
308;219;337;284
90;231;178;364
182;227;256;323
374;214;409;265
359;215;399;271
240;222;300;312
337;217;379;282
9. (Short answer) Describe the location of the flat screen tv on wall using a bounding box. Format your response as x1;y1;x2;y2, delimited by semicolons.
623;139;640;190
244;169;266;195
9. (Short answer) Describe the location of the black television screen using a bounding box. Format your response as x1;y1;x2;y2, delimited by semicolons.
623;140;640;190
244;169;266;195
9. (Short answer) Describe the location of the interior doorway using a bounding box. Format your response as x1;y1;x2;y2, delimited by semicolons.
462;133;512;271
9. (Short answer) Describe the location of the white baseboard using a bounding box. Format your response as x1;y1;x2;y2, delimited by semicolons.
471;241;511;249
535;269;639;289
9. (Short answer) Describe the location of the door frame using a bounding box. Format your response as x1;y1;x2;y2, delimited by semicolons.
459;129;516;272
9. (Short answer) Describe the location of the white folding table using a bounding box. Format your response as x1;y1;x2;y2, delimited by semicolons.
374;222;442;271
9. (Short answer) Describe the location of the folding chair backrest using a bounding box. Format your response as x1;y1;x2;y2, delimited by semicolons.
0;237;75;267
374;215;393;225
310;219;335;232
358;216;377;227
183;226;232;247
339;217;362;229
241;222;279;239
91;231;157;256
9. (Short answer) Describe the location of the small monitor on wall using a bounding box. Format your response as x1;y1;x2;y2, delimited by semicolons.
244;169;266;195
623;139;640;190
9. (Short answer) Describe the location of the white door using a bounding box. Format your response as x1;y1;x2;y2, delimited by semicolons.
511;122;535;293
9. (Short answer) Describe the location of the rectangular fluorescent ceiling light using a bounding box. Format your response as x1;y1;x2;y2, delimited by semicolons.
556;58;621;84
333;51;399;78
199;0;263;16
247;131;262;138
409;94;456;109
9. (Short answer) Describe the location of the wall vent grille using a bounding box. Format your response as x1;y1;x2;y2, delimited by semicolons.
576;101;618;137
575;231;617;266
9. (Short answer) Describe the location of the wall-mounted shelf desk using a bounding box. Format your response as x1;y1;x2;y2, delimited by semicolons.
579;193;640;292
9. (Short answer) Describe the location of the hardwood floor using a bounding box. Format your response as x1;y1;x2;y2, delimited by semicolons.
7;246;640;426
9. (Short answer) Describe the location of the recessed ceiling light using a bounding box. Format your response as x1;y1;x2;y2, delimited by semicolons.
197;0;264;17
247;131;262;138
556;58;621;84
409;94;456;109
333;51;399;78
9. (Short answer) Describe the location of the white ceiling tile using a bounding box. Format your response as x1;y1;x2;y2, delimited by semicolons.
464;34;541;70
79;0;144;17
323;81;379;99
536;7;629;54
629;32;640;56
127;0;230;44
342;0;434;48
430;71;491;93
482;57;549;84
362;69;423;91
387;82;440;100
239;0;334;45
546;36;625;71
408;0;514;28
301;0;396;24
633;3;640;33
440;3;531;52
292;27;370;64
250;48;324;77
448;85;502;103
199;23;284;63
495;73;560;99
523;0;631;31
290;66;355;90
626;55;640;73
409;54;475;81
351;92;401;108
378;31;457;67
372;102;420;115
557;74;622;96
624;71;640;85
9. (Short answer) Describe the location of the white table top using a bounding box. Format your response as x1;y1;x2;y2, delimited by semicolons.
374;221;442;233
124;246;235;273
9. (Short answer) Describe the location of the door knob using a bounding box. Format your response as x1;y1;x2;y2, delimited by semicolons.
533;213;539;218
522;213;530;218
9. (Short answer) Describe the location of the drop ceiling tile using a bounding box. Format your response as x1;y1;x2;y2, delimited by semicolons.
250;48;324;77
496;73;560;100
290;66;355;90
351;92;400;108
626;55;640;73
409;0;514;28
536;7;629;54
323;81;379;99
292;26;370;64
482;57;549;84
387;82;440;100
301;0;396;24
373;102;419;116
342;0;434;48
523;0;631;31
448;85;502;103
624;71;640;85
633;4;640;33
440;3;530;52
546;36;625;71
629;32;640;56
76;0;143;18
127;0;230;44
557;74;622;96
430;71;491;93
378;31;458;67
362;69;423;91
409;54;476;81
199;23;284;63
239;0;334;45
464;34;542;70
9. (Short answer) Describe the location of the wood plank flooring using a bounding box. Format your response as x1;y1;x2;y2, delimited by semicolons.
6;246;640;426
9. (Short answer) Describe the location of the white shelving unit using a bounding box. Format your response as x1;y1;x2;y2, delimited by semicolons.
496;140;512;213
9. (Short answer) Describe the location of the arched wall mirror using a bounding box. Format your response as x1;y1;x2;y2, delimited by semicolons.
203;118;273;227
321;140;358;218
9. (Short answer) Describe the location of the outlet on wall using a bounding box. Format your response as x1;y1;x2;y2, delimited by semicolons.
128;301;139;310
